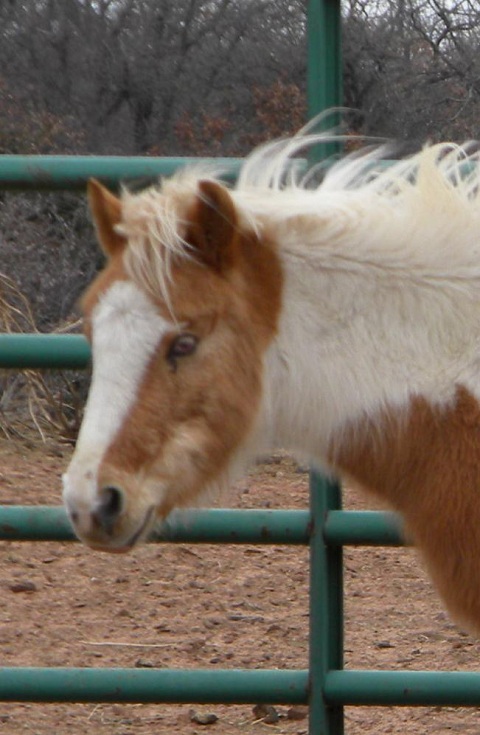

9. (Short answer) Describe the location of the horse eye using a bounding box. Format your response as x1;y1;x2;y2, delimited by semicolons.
167;333;198;363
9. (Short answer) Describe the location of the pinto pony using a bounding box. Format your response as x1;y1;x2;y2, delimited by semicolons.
63;132;480;631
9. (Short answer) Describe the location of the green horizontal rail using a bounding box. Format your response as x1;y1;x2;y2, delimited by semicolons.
157;508;311;545
0;155;243;190
0;505;74;541
324;510;405;546
0;506;405;546
0;334;90;369
0;506;311;544
0;667;307;704
3;666;480;707
325;670;480;707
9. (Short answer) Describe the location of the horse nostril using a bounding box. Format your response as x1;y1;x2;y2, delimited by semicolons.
94;485;125;532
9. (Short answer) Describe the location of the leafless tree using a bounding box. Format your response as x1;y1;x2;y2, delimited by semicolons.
0;0;307;154
343;0;480;142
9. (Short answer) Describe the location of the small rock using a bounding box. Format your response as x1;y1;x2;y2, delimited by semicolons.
252;704;280;724
9;581;37;593
118;608;134;618
266;624;282;633
135;659;154;668
189;709;218;725
375;640;395;649
154;623;171;632
295;465;310;474
286;706;308;721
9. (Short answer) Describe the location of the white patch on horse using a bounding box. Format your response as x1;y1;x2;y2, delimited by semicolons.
251;144;480;458
63;280;172;512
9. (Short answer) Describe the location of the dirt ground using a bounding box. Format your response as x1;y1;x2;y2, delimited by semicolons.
1;440;480;734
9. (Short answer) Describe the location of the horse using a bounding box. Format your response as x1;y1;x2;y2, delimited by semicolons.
63;129;480;632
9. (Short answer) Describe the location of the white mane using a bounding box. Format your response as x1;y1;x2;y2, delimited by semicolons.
119;132;480;303
234;137;480;289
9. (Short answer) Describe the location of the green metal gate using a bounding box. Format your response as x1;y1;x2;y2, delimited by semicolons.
1;2;480;734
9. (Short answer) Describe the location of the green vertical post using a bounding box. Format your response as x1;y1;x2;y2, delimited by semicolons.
306;2;344;732
307;0;343;157
309;473;344;734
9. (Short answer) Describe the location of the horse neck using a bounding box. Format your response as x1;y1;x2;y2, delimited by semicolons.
263;234;480;454
258;227;480;630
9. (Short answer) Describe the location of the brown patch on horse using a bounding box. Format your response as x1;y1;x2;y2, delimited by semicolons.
331;385;480;631
88;179;126;257
186;180;240;273
159;179;284;345
81;180;138;338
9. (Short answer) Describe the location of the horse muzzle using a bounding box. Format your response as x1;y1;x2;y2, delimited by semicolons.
62;465;157;552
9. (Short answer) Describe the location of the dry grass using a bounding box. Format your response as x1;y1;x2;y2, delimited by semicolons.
0;272;86;443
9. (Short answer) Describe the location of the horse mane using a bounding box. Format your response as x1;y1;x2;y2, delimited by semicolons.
117;166;219;311
118;131;480;307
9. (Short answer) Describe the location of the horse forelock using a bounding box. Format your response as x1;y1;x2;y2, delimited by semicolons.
117;174;197;311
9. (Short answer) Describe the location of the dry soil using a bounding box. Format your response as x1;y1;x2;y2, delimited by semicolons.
1;441;480;734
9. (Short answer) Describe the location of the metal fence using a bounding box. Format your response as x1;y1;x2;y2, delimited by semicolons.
2;2;480;733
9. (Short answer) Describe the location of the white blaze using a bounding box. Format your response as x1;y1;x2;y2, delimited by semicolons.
63;280;172;511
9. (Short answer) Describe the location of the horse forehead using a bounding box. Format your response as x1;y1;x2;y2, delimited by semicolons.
90;279;174;361
81;256;130;318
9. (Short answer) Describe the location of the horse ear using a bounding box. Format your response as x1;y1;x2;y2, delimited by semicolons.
187;180;238;272
87;179;126;258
